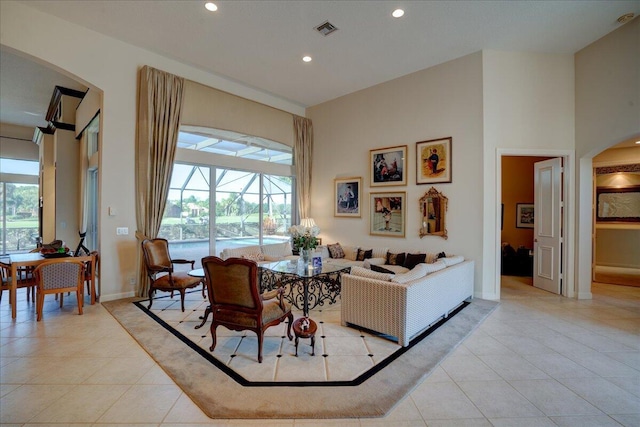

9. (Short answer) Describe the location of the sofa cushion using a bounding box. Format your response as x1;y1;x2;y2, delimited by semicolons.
356;248;373;261
221;245;262;259
404;253;426;269
316;245;331;259
371;247;389;259
327;243;345;259
391;263;428;284
261;242;292;258
350;266;394;281
423;260;447;274
343;245;359;261
386;251;406;266
242;252;265;262
441;255;465;266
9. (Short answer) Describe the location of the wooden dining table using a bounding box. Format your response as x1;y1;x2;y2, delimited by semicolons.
0;252;96;319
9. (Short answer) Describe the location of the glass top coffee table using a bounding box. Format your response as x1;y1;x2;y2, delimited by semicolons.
259;261;350;316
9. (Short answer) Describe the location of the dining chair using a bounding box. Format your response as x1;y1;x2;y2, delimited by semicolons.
141;238;203;311
33;259;85;321
201;256;293;363
0;261;36;304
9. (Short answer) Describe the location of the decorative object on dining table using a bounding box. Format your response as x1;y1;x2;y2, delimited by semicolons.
288;218;320;263
40;239;71;258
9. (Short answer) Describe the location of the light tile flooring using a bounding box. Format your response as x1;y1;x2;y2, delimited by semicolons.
1;276;639;426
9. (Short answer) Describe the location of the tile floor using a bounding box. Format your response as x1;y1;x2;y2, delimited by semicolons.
1;276;639;426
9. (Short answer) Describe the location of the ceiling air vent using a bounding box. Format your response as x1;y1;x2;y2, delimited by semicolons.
315;21;338;36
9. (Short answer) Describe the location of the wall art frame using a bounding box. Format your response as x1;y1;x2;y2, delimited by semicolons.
370;145;407;187
416;137;452;184
334;177;362;217
516;203;534;229
596;185;640;223
370;191;406;237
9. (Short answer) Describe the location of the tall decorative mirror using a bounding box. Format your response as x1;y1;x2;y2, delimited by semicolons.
419;187;448;239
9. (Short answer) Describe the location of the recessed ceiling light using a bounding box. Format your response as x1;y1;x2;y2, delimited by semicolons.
392;9;405;18
617;12;634;24
302;56;312;63
205;2;217;12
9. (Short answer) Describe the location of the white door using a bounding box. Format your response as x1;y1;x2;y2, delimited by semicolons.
533;158;562;294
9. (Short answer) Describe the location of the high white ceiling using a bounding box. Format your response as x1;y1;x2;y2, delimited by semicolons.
1;0;639;139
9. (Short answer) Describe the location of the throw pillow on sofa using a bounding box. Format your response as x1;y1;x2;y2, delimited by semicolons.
370;264;396;274
350;266;394;281
386;251;406;266
356;248;373;261
404;253;426;269
242;253;265;262
327;243;345;259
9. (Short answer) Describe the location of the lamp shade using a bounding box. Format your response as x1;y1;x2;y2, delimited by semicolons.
300;218;316;228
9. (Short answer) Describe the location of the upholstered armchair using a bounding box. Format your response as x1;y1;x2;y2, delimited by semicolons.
201;256;293;363
141;238;203;312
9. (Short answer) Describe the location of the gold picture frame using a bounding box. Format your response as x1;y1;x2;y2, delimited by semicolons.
416;137;452;184
370;191;406;237
334;177;362;217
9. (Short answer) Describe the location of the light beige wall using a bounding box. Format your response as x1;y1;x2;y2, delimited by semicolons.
1;1;304;300
575;17;640;298
593;151;640;269
308;52;485;295
483;51;575;298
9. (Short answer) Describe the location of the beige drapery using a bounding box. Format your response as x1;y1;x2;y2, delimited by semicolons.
293;116;313;220
135;66;185;297
76;132;89;255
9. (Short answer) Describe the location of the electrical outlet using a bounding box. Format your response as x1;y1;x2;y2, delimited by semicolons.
116;227;129;235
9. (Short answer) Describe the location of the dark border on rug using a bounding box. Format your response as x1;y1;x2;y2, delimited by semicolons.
133;299;470;387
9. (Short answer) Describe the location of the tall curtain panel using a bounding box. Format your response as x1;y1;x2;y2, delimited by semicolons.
135;66;185;297
294;115;313;221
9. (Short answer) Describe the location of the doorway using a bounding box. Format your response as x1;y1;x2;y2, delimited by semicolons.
496;149;574;300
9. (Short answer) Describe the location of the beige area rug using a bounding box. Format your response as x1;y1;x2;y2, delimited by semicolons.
103;297;498;419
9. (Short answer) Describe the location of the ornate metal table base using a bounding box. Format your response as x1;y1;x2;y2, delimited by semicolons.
259;262;348;316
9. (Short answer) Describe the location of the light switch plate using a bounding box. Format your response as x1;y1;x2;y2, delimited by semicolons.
116;227;129;235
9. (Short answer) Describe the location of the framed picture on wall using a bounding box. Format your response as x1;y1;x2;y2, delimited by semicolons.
596;185;640;222
416;137;452;184
516;203;534;228
370;145;407;187
370;191;406;237
334;177;361;217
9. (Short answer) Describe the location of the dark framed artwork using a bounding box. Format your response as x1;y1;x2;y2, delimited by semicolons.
334;177;361;217
596;185;640;222
370;191;406;237
416;137;452;184
370;145;407;187
516;203;534;229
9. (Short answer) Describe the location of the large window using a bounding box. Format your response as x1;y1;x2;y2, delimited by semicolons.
158;127;294;266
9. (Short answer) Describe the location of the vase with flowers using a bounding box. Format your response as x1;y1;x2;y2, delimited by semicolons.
288;223;320;265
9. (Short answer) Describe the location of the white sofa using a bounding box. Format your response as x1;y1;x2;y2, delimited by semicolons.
341;259;474;347
219;241;298;264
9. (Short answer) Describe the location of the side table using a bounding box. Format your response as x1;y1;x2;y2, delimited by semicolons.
292;317;317;356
